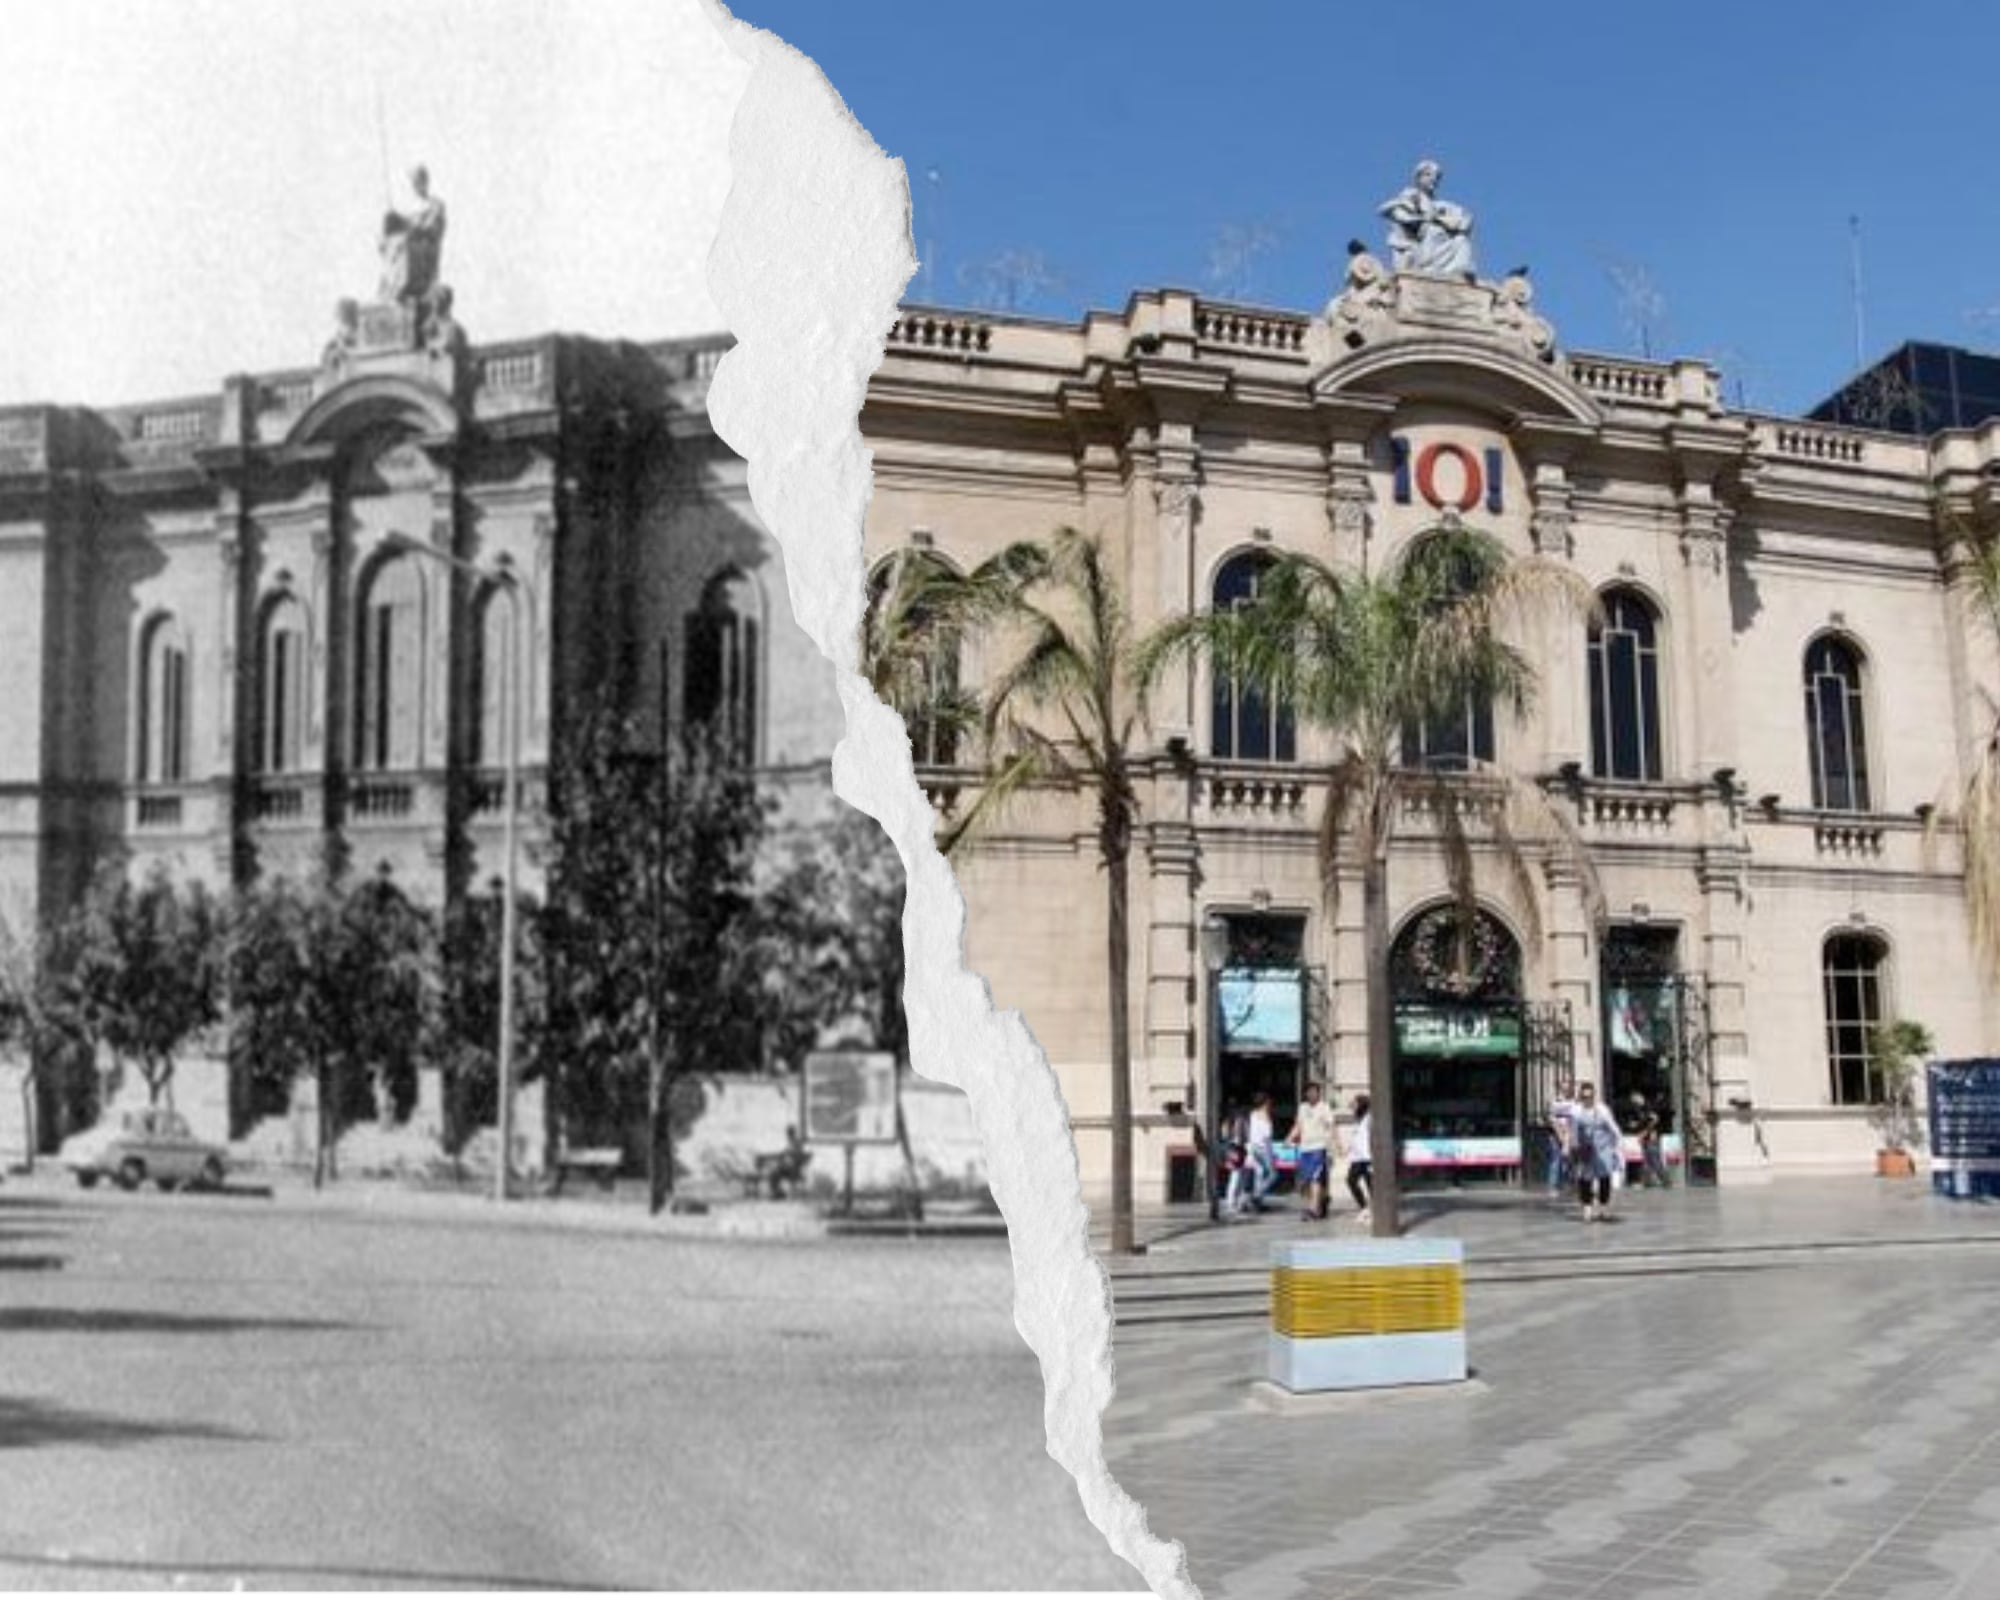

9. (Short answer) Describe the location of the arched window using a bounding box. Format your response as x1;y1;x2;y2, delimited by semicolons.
1210;553;1296;763
1588;588;1663;781
355;555;423;771
1805;636;1870;811
137;616;190;784
685;569;760;763
1823;932;1887;1105
471;586;515;769
256;597;306;776
1397;538;1494;772
866;555;961;767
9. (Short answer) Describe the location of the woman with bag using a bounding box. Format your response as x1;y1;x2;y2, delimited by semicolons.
1551;1081;1622;1223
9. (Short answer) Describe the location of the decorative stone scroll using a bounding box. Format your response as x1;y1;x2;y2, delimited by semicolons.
1324;249;1558;365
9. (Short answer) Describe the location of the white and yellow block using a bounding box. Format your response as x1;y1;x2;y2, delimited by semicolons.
1269;1239;1467;1392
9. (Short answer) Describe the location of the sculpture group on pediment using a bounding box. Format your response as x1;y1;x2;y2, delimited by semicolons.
1379;159;1475;280
379;164;448;309
320;164;463;375
1323;161;1559;365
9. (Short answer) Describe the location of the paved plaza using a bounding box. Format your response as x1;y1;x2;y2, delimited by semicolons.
0;1176;1134;1590
1105;1178;2000;1599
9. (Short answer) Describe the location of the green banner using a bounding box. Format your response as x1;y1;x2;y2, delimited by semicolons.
1396;1006;1520;1058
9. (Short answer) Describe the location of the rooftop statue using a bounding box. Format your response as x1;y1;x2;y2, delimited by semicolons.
1379;159;1475;279
378;164;448;307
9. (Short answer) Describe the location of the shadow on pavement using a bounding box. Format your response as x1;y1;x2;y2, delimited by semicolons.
0;1394;253;1451
0;1547;618;1590
0;1254;64;1273
0;1308;360;1336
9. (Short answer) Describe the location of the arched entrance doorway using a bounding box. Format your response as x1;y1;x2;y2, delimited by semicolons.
1387;904;1554;1185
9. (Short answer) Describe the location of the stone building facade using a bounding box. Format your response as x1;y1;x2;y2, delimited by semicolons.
861;260;2000;1192
0;304;841;1009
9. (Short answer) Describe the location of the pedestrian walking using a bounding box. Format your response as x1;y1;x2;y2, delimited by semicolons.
1552;1081;1622;1222
1628;1090;1670;1188
1545;1078;1574;1196
1343;1093;1374;1228
1244;1094;1277;1213
1287;1083;1334;1221
1220;1105;1252;1215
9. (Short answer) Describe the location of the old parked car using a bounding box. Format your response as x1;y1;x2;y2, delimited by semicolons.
60;1108;228;1193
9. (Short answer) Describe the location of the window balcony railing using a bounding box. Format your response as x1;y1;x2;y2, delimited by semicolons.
348;777;417;821
468;769;546;819
132;790;185;830
247;776;310;824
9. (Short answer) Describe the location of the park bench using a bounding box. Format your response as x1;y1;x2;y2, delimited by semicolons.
549;1146;623;1196
747;1143;812;1200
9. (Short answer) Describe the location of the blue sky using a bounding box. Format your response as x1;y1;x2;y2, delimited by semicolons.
738;0;2000;416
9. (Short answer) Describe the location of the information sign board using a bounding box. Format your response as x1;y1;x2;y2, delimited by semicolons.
1928;1058;2000;1198
1395;1006;1521;1058
802;1050;900;1145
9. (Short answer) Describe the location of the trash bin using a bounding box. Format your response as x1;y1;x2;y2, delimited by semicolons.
1166;1147;1199;1205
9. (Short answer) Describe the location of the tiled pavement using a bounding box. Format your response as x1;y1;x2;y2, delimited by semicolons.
1104;1183;2000;1599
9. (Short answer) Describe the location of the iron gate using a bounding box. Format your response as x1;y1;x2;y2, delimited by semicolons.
1663;974;1717;1186
1519;999;1574;1190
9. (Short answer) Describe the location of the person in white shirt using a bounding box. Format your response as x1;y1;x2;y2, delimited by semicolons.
1287;1082;1336;1221
1550;1081;1624;1222
1242;1095;1276;1214
1344;1093;1374;1227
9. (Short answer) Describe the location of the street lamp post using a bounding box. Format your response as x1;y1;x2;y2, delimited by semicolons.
387;534;527;1203
1199;912;1231;1224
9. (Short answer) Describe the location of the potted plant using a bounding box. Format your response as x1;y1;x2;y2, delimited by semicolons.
1867;1018;1934;1177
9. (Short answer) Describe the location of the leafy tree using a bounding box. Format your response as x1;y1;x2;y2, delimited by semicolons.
753;802;908;1070
536;709;768;1206
0;915;97;1162
432;888;545;1155
66;863;224;1109
226;862;432;1187
1144;524;1597;1237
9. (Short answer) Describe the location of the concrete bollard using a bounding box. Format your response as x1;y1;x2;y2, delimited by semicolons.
1269;1238;1467;1392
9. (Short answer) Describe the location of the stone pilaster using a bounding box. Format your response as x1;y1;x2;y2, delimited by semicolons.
1148;469;1200;740
1539;856;1597;1077
213;502;249;879
1326;445;1374;566
422;477;457;772
1141;813;1200;1101
1675;478;1738;783
307;516;335;768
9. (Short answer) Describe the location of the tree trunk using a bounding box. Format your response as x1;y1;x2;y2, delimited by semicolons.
314;1056;329;1191
1363;850;1400;1238
1107;836;1135;1256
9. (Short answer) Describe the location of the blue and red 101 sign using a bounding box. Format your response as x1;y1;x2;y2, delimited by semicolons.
1391;438;1504;514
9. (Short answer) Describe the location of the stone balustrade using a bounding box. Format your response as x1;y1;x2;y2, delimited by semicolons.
1765;423;1868;467
1813;819;1886;856
886;313;993;355
348;778;416;821
248;778;309;824
1587;788;1678;831
1200;768;1310;821
1193;304;1310;358
135;407;213;443
134;791;184;830
1568;356;1672;407
479;348;546;394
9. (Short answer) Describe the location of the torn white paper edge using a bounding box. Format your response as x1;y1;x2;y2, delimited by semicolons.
698;7;1194;1596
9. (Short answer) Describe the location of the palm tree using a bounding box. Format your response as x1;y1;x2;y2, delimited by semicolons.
949;528;1147;1255
1937;519;2000;979
1144;522;1598;1237
860;542;1041;793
